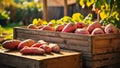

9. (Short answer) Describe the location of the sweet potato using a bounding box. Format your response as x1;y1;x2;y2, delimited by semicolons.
87;21;101;33
40;44;52;53
27;24;37;29
105;24;118;34
91;28;104;35
49;43;60;53
41;26;54;31
20;46;45;55
38;40;48;45
18;39;35;50
62;23;76;33
75;28;89;35
31;43;43;47
55;24;66;32
75;22;88;28
2;40;21;50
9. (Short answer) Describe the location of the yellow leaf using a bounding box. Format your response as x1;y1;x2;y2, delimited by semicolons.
42;21;48;25
32;18;38;25
116;13;119;21
79;0;85;8
100;11;109;20
86;0;95;7
72;13;84;22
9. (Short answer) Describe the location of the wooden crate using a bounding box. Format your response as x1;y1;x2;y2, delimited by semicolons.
0;49;81;68
14;27;120;68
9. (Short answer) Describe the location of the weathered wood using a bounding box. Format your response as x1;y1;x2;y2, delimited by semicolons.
92;58;119;68
92;53;118;61
43;0;48;21
0;49;81;68
64;0;68;16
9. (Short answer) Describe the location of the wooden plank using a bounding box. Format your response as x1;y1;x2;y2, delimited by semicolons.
58;32;91;40
66;39;89;47
15;27;57;37
59;44;91;54
93;47;114;54
92;34;120;39
92;58;119;68
43;0;48;21
93;39;110;49
92;53;117;61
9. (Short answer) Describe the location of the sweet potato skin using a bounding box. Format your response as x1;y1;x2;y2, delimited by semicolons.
40;44;52;53
20;46;45;55
105;24;118;34
75;28;89;35
91;28;104;35
18;39;35;50
2;40;21;50
87;21;101;33
49;43;61;53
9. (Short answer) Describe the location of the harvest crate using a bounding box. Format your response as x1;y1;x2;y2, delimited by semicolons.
0;49;81;68
14;27;120;68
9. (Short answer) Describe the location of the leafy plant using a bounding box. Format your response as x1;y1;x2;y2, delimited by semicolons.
77;0;120;28
0;10;9;20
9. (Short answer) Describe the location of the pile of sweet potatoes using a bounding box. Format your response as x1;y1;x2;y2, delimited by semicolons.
2;39;61;55
27;21;120;35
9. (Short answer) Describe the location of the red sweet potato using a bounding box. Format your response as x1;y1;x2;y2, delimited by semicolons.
41;26;54;31
87;21;101;33
31;43;43;47
49;43;60;53
27;24;37;29
2;40;21;50
40;44;52;53
55;24;66;32
91;28;104;35
75;22;88;28
105;24;118;34
38;40;48;45
20;46;45;55
75;28;89;35
18;39;35;50
62;23;76;33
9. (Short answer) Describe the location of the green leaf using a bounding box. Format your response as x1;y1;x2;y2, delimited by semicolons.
105;0;112;4
86;0;95;7
84;13;92;24
95;0;103;9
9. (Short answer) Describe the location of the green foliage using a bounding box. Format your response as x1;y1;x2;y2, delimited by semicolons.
77;0;120;28
0;43;2;49
84;13;93;24
0;10;10;20
0;0;43;26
